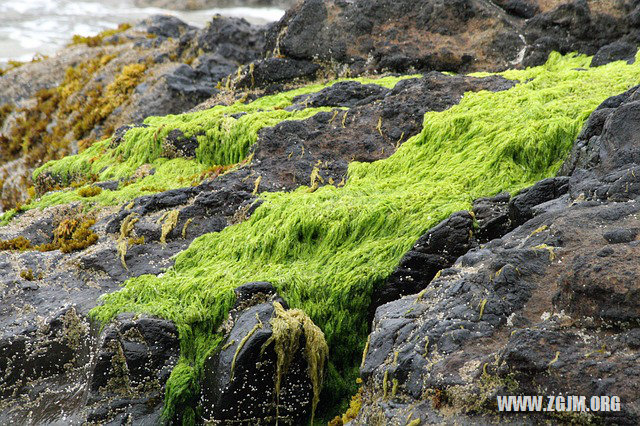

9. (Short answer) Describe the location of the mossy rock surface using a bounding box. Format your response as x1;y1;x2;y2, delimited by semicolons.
84;52;640;422
2;26;640;425
0;15;265;210
357;83;640;424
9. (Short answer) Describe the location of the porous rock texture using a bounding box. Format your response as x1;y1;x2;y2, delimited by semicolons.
355;85;640;425
85;314;180;424
262;0;640;79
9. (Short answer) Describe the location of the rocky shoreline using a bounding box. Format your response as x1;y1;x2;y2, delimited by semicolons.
2;0;640;424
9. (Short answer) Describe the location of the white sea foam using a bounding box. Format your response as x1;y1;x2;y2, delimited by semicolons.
0;0;284;64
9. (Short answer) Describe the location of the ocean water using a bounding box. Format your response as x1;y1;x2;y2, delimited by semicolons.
0;0;284;64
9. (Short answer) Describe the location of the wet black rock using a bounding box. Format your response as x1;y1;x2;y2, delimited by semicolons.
493;0;540;19
86;314;180;424
472;192;512;243
234;57;320;89
124;16;266;124
133;0;296;11
196;15;266;65
164;64;219;100
192;53;237;81
94;180;120;191
522;0;632;67
591;41;637;67
0;307;90;399
358;187;640;424
508;176;570;227
560;84;640;176
599;99;640;172
264;0;526;75
200;283;325;425
131;15;268;117
138;14;195;39
371;211;476;315
0;306;93;424
603;227;638;244
290;80;390;109
261;0;639;79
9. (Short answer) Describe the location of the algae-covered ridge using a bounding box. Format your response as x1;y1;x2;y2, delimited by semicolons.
31;53;640;422
0;75;410;225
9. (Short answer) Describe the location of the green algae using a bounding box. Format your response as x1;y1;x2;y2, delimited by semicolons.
2;75;413;223
34;74;412;181
32;158;208;208
84;52;640;422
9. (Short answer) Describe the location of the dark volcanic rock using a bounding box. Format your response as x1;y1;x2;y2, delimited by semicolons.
124;15;266;124
599;99;640;172
200;283;326;425
591;40;638;67
522;0;632;67
234;57;320;89
371;211;476;316
493;0;540;19
134;14;267;118
358;185;640;424
560;84;640;176
163;64;219;100
86;314;180;424
508;176;570;227
133;0;296;10
0;307;92;424
196;15;266;63
603;227;638;243
265;0;526;75
0;307;90;399
290;81;390;109
137;14;194;39
261;0;639;78
472;192;512;243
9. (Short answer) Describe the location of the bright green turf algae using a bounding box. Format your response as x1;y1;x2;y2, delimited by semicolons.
7;75;413;219
85;52;640;423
